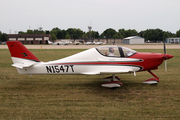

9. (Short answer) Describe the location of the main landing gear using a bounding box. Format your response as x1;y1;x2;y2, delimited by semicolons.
101;70;159;88
101;74;122;88
143;70;159;85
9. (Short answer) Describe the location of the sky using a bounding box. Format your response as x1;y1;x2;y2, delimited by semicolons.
1;0;180;34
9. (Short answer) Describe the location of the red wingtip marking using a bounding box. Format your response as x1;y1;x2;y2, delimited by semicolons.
7;41;40;62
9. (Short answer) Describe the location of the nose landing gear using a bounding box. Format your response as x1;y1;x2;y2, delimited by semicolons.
143;70;159;85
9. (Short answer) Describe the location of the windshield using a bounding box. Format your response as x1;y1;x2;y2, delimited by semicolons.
96;46;137;57
121;47;137;57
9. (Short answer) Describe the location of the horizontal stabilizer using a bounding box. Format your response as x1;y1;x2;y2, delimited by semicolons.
12;62;35;69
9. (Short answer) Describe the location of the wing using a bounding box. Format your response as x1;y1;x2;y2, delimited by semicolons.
100;68;134;74
81;68;135;75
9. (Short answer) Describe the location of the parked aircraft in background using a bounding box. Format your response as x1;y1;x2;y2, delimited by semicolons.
85;41;106;45
7;41;173;88
85;41;95;45
47;40;53;44
73;40;84;45
48;40;69;45
94;41;106;45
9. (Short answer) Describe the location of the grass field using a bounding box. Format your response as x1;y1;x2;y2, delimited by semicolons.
0;48;180;119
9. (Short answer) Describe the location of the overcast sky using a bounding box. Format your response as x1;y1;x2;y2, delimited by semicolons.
1;0;180;34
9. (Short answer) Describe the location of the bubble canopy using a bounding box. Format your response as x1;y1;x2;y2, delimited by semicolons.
96;45;137;57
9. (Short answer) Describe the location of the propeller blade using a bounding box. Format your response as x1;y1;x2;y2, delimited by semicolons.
165;60;167;72
164;40;166;54
164;40;167;72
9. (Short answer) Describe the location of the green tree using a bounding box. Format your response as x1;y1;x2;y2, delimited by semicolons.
163;32;170;42
82;34;88;39
56;29;67;39
18;31;26;34
100;28;117;38
33;29;44;34
138;30;145;38
112;34;119;38
56;31;63;39
175;29;180;37
86;31;99;39
118;29;138;38
1;33;7;41
61;30;67;39
117;32;124;38
51;33;57;41
18;30;45;34
45;31;50;34
66;28;84;39
143;29;163;42
126;29;138;37
76;28;84;38
66;28;76;39
27;29;33;34
65;34;70;39
118;29;126;38
50;27;61;36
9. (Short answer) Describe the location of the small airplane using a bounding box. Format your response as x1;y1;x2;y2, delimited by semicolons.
94;41;106;45
85;41;95;45
48;40;69;45
73;40;84;45
47;40;54;44
7;41;173;88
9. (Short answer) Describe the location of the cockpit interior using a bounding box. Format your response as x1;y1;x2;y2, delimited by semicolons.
96;46;137;57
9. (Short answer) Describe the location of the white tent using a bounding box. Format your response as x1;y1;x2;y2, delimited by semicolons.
123;36;144;44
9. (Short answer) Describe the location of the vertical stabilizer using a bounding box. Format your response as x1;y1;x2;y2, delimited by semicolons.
7;41;40;62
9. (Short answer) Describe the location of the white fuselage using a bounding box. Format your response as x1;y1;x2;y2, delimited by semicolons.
13;48;141;75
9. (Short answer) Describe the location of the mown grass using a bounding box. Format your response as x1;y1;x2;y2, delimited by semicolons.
0;48;180;119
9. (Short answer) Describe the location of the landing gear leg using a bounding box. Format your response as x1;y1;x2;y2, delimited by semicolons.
101;74;123;88
143;70;159;85
102;74;120;82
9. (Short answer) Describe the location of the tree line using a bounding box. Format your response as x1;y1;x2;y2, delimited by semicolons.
0;31;7;42
1;28;180;42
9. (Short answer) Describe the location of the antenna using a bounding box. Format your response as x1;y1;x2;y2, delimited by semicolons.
88;26;92;41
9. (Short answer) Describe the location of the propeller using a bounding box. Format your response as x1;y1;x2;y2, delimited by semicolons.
163;40;167;72
163;40;173;72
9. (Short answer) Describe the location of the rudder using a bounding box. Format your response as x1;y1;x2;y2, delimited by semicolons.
7;41;40;62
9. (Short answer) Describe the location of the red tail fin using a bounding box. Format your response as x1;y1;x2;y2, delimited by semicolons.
7;41;40;62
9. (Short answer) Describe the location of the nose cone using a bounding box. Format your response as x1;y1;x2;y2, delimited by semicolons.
163;54;174;60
